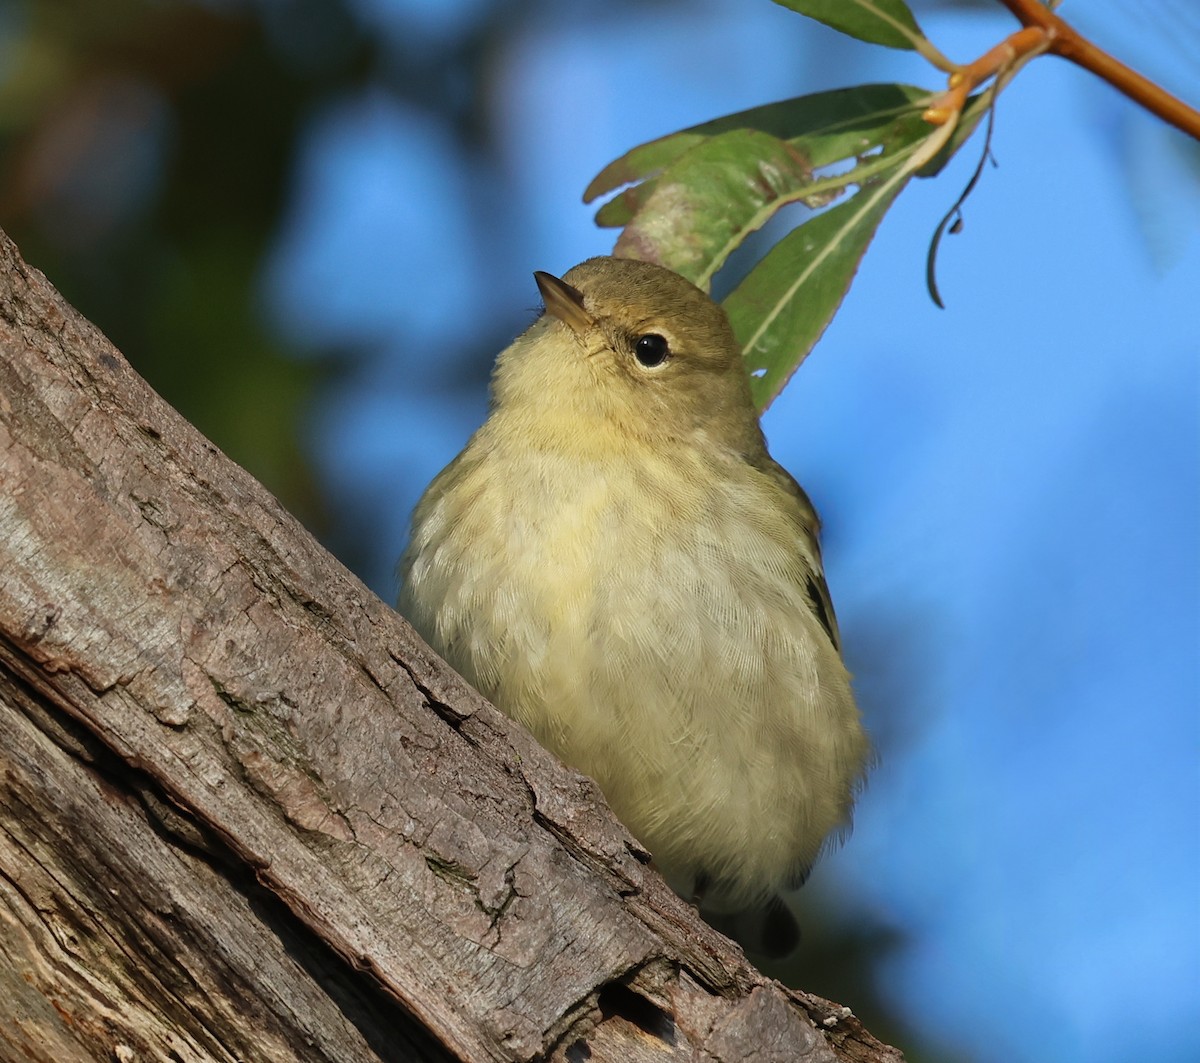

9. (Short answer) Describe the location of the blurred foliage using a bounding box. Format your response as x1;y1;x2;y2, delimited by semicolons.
0;0;351;533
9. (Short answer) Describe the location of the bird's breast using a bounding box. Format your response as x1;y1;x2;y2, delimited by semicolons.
399;435;867;907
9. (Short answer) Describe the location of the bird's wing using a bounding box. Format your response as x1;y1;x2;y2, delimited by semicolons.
758;458;843;653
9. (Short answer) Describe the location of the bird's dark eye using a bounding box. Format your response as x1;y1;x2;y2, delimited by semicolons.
634;333;670;368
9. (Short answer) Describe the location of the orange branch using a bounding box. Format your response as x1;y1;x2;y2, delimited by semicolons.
995;0;1200;140
923;25;1049;125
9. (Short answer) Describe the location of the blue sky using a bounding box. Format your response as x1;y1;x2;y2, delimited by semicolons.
259;3;1199;1060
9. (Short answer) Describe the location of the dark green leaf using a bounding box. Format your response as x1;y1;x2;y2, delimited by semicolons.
917;92;990;177
586;83;937;209
770;0;928;51
725;170;909;409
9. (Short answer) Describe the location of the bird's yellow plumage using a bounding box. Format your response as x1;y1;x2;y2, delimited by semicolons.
399;257;869;947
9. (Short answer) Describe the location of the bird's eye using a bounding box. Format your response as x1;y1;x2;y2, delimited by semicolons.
634;333;670;368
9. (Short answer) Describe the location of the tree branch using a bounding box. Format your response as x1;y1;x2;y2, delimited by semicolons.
922;25;1051;126
0;225;902;1062
995;0;1200;140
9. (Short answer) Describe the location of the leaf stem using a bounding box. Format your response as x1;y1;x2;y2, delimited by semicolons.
922;26;1051;126
994;0;1200;141
912;36;957;76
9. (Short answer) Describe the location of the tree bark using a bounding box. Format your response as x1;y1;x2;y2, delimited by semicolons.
0;226;903;1063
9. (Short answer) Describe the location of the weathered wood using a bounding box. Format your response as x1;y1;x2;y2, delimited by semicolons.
0;683;440;1063
0;227;903;1063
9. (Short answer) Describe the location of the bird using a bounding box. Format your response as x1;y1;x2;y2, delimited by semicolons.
398;256;870;954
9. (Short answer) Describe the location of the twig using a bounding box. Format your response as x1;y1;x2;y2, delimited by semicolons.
994;0;1200;141
922;25;1051;126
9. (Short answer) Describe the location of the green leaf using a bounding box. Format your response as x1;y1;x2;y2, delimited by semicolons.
725;168;909;410
594;180;656;228
917;91;990;177
586;83;937;209
587;80;996;407
770;0;929;51
612;129;818;288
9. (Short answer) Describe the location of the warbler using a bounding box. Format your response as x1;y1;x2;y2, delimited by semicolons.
399;256;869;952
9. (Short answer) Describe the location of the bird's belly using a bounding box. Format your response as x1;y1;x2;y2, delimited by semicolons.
401;457;866;905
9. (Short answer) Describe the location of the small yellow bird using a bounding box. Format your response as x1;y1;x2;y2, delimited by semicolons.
399;256;869;952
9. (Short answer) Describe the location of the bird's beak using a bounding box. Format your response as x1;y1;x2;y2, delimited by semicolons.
534;271;594;336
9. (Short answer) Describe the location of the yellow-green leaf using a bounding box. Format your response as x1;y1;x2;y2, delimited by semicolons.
725;168;909;409
612;129;818;288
